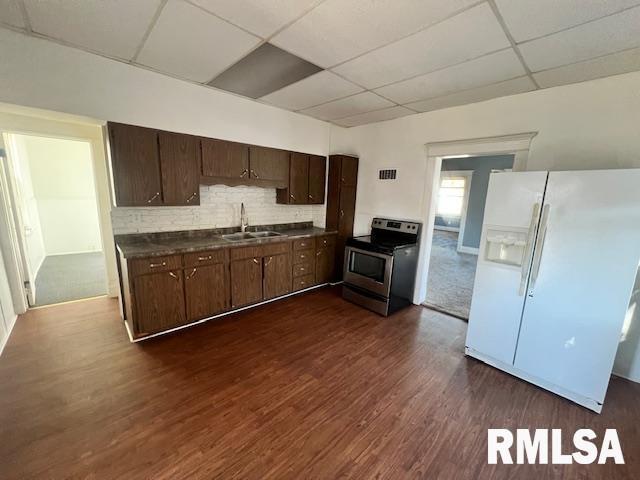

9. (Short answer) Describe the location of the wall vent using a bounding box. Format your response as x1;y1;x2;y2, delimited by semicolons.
379;169;397;180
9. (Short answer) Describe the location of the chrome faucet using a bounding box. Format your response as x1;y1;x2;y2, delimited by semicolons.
240;202;248;232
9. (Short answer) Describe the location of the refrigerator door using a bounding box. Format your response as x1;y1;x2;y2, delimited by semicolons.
466;171;548;364
514;169;640;405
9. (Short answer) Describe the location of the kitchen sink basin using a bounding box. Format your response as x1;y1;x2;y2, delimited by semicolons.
249;231;282;238
221;232;255;242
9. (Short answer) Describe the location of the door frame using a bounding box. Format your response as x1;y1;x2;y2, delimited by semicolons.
433;169;474;252
414;132;537;304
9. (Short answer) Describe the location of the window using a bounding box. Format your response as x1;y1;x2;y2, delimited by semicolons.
436;175;467;217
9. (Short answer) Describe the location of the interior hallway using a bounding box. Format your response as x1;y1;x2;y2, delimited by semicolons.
1;287;639;480
425;230;478;318
33;252;106;306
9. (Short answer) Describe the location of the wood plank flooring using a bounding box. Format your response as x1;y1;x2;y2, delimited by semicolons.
0;287;639;479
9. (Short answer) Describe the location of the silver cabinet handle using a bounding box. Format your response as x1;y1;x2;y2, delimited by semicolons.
147;192;160;203
186;268;197;279
308;194;314;200
186;192;198;203
340;210;344;218
149;261;167;268
300;254;305;259
198;255;212;261
253;258;259;264
290;194;295;200
168;271;179;280
264;256;273;266
316;250;322;256
251;169;259;179
240;169;248;178
519;202;541;296
529;204;551;296
300;267;305;271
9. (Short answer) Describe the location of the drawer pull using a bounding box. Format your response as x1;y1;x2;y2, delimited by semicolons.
198;255;212;261
253;258;259;264
147;192;160;203
186;192;198;203
168;271;178;280
300;254;305;259
300;267;305;271
240;169;248;178
251;169;259;179
186;268;197;279
149;261;167;268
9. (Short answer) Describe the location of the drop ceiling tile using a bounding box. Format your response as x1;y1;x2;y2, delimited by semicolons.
533;47;640;88
405;76;536;113
333;106;414;127
495;0;640;43
519;6;640;72
260;71;363;111
190;0;323;38
270;0;479;68
375;49;526;104
0;0;25;28
333;3;510;89
208;43;321;98
23;0;161;59
137;0;260;83
300;92;395;121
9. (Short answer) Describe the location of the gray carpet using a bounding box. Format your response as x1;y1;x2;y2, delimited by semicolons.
424;230;478;319
34;252;107;307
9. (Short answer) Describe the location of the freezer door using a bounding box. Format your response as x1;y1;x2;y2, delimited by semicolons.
514;169;640;405
466;171;548;364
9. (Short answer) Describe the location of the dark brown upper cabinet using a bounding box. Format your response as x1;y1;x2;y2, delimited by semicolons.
308;155;326;204
249;146;289;186
276;153;326;205
108;122;163;206
200;138;249;181
158;131;200;206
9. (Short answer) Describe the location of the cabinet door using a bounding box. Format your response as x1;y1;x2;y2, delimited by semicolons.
230;258;263;308
288;152;309;204
308;155;326;204
184;263;229;321
249;146;289;184
263;253;291;300
134;270;186;335
338;185;357;238
108;122;162;206
315;245;336;284
201;138;249;179
158;131;200;205
325;156;342;231
341;155;358;186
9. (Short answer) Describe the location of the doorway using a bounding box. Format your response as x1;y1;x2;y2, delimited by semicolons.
424;154;514;319
3;133;107;307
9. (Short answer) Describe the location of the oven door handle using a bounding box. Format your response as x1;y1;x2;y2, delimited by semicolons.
344;246;393;261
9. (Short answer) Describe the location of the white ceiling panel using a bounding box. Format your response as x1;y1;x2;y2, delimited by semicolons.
495;0;640;43
137;0;261;83
190;0;323;38
405;76;536;113
270;0;479;68
260;71;363;111
533;47;640;88
300;92;395;121
519;6;640;72
23;0;161;60
0;0;25;28
375;49;526;104
334;106;414;127
333;3;510;89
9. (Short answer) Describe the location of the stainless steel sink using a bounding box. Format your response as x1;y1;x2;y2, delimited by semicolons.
249;231;282;238
221;231;282;242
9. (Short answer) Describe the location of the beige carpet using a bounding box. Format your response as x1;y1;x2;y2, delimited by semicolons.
424;230;477;319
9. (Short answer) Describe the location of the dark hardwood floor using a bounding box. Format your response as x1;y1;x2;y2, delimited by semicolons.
0;287;639;479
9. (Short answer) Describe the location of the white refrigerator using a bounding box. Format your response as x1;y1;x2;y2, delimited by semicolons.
465;169;640;412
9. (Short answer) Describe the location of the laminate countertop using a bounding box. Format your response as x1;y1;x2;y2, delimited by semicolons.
115;223;337;259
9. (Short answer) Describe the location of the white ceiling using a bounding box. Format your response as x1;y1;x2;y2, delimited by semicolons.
2;0;640;127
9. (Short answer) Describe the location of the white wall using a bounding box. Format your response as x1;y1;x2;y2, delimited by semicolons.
15;135;102;254
0;244;18;355
330;70;640;382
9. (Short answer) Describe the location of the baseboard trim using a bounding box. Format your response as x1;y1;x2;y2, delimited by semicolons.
0;314;18;357
611;371;640;384
434;226;460;232
457;246;479;255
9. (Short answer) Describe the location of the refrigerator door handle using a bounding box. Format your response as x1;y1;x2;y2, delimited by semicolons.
518;202;541;295
528;204;551;296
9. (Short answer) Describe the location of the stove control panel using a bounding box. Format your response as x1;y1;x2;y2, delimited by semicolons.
372;218;421;234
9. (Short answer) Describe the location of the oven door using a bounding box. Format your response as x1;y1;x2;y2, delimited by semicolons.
343;246;393;297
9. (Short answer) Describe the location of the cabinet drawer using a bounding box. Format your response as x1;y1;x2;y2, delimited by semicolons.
184;249;226;267
262;241;290;256
317;235;336;249
293;274;315;291
230;245;263;260
293;262;314;278
129;255;182;276
293;237;315;251
293;249;313;264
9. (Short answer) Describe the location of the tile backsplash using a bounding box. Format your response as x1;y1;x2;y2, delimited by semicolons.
110;184;326;234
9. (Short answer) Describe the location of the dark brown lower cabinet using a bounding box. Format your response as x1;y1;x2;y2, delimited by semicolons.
315;245;336;284
263;253;291;300
230;257;263;308
184;263;228;321
134;270;186;335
